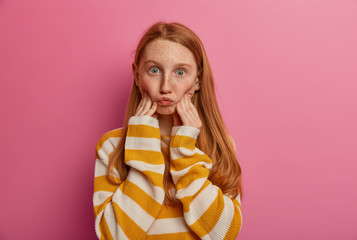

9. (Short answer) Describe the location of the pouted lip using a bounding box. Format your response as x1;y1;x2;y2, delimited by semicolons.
158;97;173;102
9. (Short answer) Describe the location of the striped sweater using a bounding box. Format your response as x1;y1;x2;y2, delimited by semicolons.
93;115;243;239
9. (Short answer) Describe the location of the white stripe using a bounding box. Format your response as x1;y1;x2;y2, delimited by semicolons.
125;136;162;152
147;217;190;234
171;125;200;138
102;202;130;240
126;168;165;202
94;158;108;177
170;147;206;161
237;200;243;235
193;148;205;155
201;195;234;240
97;137;120;162
171;126;180;135
170;162;212;184
94;209;105;238
112;187;155;231
94;158;119;178
128;115;159;127
161;136;170;148
108;136;121;147
93;191;113;207
170;147;194;159
236;194;242;205
170;165;191;184
234;194;243;234
125;160;165;174
183;183;218;226
176;177;207;200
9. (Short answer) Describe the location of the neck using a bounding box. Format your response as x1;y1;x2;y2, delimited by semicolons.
158;114;173;136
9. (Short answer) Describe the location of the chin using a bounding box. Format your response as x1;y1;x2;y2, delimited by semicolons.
156;106;176;115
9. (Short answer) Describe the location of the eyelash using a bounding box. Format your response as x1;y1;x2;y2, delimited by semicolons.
176;69;186;76
148;67;186;76
149;67;160;74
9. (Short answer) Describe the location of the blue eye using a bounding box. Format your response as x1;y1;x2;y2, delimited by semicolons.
149;67;160;74
176;69;185;76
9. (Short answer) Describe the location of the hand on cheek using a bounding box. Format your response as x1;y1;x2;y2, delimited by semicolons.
134;90;158;119
174;93;202;130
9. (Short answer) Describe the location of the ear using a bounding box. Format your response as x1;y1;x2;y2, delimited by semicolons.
132;63;139;87
194;77;201;91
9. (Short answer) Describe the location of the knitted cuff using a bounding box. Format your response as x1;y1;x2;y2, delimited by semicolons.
171;125;200;140
128;115;159;128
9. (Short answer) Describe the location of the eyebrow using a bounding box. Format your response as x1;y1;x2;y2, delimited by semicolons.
143;60;193;68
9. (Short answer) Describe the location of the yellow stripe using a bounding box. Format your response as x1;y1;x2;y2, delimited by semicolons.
233;198;242;210
124;149;164;164
171;153;211;171
170;135;196;150
224;202;243;240
175;165;209;191
127;124;160;139
146;231;200;240
94;195;112;216
190;191;224;237
99;215;114;240
142;170;164;188
112;202;146;239
179;180;211;213
96;128;124;152
156;203;184;219
94;175;120;193
121;180;162;218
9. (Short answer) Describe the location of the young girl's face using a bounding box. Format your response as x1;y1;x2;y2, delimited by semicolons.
135;39;200;115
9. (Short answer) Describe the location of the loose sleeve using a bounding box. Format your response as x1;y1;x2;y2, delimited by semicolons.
93;116;165;240
169;126;243;240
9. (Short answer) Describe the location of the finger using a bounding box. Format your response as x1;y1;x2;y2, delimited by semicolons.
136;91;148;116
142;93;154;115
186;94;199;119
187;96;202;129
181;93;189;109
145;101;157;116
187;95;200;123
139;91;152;116
134;92;145;116
181;95;195;123
182;94;200;127
177;101;190;125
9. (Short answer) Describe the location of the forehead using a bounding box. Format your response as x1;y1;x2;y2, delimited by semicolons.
141;39;196;66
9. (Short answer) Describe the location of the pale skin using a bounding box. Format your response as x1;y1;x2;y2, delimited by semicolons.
133;39;202;135
134;90;201;132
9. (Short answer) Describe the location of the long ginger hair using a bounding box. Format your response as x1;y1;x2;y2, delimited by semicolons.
107;22;243;205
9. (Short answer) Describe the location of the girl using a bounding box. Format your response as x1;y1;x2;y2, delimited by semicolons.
93;22;243;239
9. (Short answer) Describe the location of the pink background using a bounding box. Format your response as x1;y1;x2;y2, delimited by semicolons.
1;0;356;239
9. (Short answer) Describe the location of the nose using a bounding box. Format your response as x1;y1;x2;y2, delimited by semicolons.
160;74;172;94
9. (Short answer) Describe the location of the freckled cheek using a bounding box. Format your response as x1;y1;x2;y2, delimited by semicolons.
138;76;154;93
184;81;197;94
175;84;195;100
140;81;150;91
